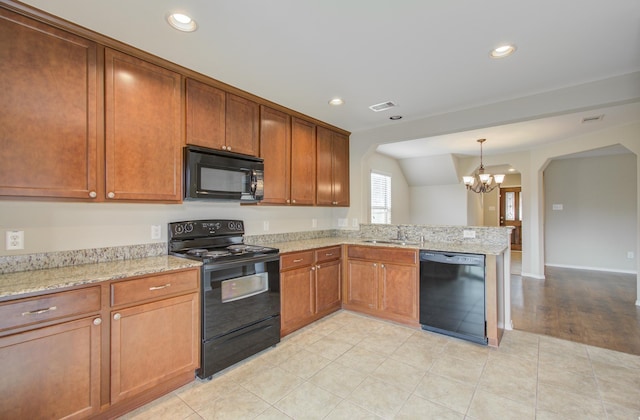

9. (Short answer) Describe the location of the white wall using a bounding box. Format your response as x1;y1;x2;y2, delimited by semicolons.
409;184;467;225
366;152;411;224
544;153;637;272
0;201;337;255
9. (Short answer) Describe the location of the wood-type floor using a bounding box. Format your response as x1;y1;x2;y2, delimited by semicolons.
510;252;640;355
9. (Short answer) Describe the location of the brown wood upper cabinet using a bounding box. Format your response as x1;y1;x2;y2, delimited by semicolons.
105;49;183;202
261;112;317;205
317;126;350;206
186;78;260;156
290;117;317;205
0;9;100;200
260;106;291;204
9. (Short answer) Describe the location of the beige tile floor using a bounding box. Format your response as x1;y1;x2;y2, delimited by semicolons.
120;310;640;420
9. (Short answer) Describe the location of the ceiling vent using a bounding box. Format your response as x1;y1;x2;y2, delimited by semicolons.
581;114;604;123
369;101;397;112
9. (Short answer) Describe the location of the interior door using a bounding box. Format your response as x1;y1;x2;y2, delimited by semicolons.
500;187;522;251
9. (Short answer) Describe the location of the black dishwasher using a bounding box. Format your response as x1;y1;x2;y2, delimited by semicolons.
419;250;487;345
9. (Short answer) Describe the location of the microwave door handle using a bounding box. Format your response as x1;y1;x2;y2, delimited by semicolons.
250;170;257;194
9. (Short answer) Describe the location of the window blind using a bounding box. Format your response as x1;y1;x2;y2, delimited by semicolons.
371;172;391;224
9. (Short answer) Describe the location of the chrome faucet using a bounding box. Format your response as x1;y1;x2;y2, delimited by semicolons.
396;226;406;241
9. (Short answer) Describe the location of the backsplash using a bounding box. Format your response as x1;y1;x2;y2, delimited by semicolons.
359;224;512;247
0;242;167;274
244;229;346;244
246;224;511;247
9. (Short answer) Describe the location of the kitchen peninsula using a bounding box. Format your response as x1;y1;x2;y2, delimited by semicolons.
246;223;512;347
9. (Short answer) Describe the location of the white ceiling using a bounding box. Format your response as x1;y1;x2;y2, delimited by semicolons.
17;0;640;157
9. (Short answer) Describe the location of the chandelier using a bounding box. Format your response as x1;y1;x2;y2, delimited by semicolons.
463;139;505;193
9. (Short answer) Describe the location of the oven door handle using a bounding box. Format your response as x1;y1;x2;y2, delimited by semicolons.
202;253;279;270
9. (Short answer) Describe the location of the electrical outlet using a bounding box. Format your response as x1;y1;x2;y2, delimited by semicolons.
151;225;162;240
463;230;476;239
337;218;348;227
312;218;317;228
552;204;563;211
627;251;635;259
352;218;359;227
263;221;270;231
6;230;24;250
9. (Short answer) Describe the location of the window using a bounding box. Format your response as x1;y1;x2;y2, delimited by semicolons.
371;171;391;224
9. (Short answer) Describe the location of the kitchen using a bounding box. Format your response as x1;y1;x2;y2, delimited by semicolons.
2;0;640;419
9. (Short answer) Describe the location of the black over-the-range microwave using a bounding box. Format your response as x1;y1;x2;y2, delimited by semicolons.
184;145;264;202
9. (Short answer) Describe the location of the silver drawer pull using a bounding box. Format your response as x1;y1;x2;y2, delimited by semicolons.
292;259;303;263
149;283;171;291
325;253;333;256
22;306;57;316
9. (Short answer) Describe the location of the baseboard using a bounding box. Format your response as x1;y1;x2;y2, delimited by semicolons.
520;272;545;279
545;263;637;275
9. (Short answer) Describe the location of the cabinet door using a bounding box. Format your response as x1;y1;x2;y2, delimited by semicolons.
316;127;350;206
186;78;226;150
315;259;341;315
260;106;291;204
379;262;418;322
316;126;334;206
0;317;101;419
110;293;199;403
331;131;350;206
280;266;315;335
225;93;259;156
0;9;99;200
345;260;378;310
105;49;183;202
290;117;316;205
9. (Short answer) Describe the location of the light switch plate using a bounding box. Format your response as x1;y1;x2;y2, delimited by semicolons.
151;225;162;240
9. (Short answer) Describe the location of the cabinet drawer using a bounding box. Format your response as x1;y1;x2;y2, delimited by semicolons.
280;251;314;270
111;269;199;307
0;286;101;332
347;246;417;265
315;246;341;264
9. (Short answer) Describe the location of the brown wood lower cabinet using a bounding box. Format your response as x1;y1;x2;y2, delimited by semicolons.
280;246;342;335
345;246;419;326
0;267;200;419
0;291;102;419
110;293;199;403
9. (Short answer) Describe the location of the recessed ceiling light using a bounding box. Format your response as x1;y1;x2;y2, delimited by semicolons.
328;98;344;106
489;44;516;59
167;12;197;32
508;168;516;172
389;115;402;120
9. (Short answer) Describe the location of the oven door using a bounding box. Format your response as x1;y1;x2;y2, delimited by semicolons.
202;254;280;341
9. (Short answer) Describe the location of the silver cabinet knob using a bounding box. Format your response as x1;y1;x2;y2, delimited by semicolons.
107;192;115;199
89;191;97;198
113;313;121;321
93;318;102;326
286;199;290;203
227;146;231;151
292;199;296;204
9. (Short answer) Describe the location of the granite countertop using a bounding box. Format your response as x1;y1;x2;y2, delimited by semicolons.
263;237;508;256
0;256;202;301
